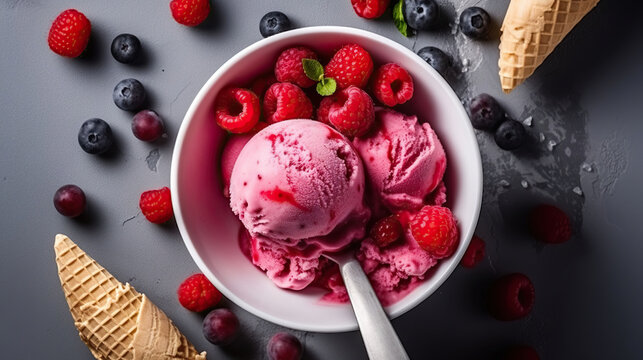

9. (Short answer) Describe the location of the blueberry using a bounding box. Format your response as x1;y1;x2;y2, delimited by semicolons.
78;118;114;154
417;46;451;76
202;309;239;345
467;93;505;130
53;184;86;217
495;120;526;150
113;78;146;111
111;34;141;64
267;332;303;360
260;11;291;38
403;0;439;30
459;7;490;39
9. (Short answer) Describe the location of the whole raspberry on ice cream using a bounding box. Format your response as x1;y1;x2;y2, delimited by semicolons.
325;44;374;89
410;205;458;259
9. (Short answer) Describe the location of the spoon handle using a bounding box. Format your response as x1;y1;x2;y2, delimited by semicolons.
340;258;410;360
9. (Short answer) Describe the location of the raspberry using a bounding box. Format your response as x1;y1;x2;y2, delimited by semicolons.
47;9;91;58
325;44;374;89
372;63;414;106
170;0;210;26
503;345;540;360
250;73;278;98
529;204;572;244
178;274;222;312
274;47;318;88
410;205;458;259
351;0;390;19
370;216;403;247
214;88;261;133
488;273;535;321
318;86;374;137
460;235;485;268
139;187;173;224
263;82;313;124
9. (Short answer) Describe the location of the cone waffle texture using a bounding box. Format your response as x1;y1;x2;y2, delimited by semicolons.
54;234;207;360
498;0;599;93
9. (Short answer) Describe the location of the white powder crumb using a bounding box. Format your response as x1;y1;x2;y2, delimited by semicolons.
539;133;545;142
572;186;584;196
498;179;510;188
564;147;572;157
581;162;593;172
522;116;533;127
547;139;557;151
521;180;529;189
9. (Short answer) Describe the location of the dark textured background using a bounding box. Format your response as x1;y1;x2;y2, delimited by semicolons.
1;0;642;358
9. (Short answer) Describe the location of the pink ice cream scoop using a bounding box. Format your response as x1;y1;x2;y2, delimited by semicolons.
229;120;369;255
353;108;447;212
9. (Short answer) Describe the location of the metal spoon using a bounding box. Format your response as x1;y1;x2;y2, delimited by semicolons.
323;250;410;360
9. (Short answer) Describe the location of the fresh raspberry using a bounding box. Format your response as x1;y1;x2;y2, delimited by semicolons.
139;187;173;224
460;235;485;268
47;9;91;58
250;73;277;98
370;215;403;247
351;0;390;19
318;86;374;137
489;273;535;321
170;0;210;26
410;205;459;259
529;204;572;244
274;47;319;88
325;44;374;89
177;274;222;312
263;82;313;123
372;63;414;107
214;88;261;133
503;345;540;360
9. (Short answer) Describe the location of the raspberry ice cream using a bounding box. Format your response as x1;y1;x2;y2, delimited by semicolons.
229;119;370;256
353;107;447;212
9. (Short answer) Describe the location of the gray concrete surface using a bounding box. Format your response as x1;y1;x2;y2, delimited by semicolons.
1;0;642;359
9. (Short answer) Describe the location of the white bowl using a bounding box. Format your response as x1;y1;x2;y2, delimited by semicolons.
171;26;482;332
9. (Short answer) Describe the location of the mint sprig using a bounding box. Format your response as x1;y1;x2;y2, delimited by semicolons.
393;0;410;37
302;58;336;96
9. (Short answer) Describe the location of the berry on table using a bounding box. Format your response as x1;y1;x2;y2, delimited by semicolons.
489;273;535;321
260;11;291;38
170;0;211;27
263;82;313;124
111;34;142;64
317;86;374;137
370;215;403;247
529;204;572;244
467;93;505;130
459;7;490;39
267;332;303;360
113;78;147;111
139;187;173;224
203;308;240;345
214;88;261;133
325;44;374;89
403;0;439;31
132;110;165;142
274;47;319;88
53;185;86;217
494;120;526;150
417;46;451;76
460;235;485;268
47;9;91;58
503;345;540;360
410;205;459;258
177;273;222;312
351;0;390;19
372;63;414;107
78;118;114;155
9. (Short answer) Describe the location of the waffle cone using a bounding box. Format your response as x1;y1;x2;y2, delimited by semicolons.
498;0;599;93
54;234;207;360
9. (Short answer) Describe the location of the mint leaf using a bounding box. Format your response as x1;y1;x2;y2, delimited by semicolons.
393;0;409;37
316;77;337;96
302;58;324;82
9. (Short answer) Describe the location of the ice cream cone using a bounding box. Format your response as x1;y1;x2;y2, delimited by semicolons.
54;234;207;360
498;0;600;93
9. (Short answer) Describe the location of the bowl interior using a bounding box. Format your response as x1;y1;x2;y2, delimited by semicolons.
171;27;482;332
